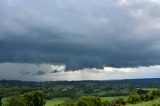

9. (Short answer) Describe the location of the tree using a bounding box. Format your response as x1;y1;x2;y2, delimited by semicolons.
23;93;34;106
0;96;2;106
76;96;101;106
33;91;45;106
151;90;160;98
114;98;126;105
8;95;26;106
101;100;110;106
77;100;88;106
127;92;141;104
23;91;46;106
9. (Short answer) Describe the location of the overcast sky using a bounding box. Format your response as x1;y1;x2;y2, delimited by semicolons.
0;63;160;81
0;0;160;80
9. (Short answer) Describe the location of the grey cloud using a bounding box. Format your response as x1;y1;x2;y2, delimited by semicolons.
50;70;60;73
0;0;160;70
18;69;31;76
21;71;31;76
35;70;46;76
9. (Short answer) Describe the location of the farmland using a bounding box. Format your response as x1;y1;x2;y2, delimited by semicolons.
0;78;160;106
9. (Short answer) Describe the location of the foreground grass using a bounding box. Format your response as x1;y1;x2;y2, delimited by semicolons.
126;98;160;106
45;97;69;106
45;96;160;106
2;95;160;106
140;88;158;92
45;96;128;106
101;96;128;101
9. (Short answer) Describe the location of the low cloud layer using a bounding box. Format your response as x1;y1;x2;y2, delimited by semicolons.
0;63;160;81
0;0;160;70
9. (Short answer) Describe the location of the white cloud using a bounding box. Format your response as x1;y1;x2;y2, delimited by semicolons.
150;0;160;4
0;63;160;81
119;0;129;6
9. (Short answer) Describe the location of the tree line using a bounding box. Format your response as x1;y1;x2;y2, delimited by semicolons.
0;91;45;106
58;89;160;106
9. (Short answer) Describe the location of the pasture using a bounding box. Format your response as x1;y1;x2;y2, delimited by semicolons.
45;96;128;106
126;98;160;106
45;97;68;106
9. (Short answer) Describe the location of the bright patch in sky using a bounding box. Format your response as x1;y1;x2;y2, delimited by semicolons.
119;0;128;6
0;63;160;81
151;0;160;4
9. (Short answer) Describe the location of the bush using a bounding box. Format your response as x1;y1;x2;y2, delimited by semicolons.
152;103;160;106
77;100;88;106
136;89;149;95
127;92;140;104
101;100;110;106
0;96;2;106
61;96;102;106
140;93;154;102
76;96;101;106
114;98;126;105
140;94;145;101
60;99;75;106
151;90;160;98
105;98;126;106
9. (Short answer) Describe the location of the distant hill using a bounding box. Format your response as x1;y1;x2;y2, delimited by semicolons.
0;78;160;88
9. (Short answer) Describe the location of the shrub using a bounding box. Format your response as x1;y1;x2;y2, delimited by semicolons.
151;90;160;98
101;100;110;106
114;98;126;105
127;92;140;104
76;96;101;106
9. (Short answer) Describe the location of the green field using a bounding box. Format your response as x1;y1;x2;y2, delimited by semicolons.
1;87;158;106
126;98;160;106
45;97;69;106
140;88;158;92
45;96;128;106
45;96;160;106
101;96;128;101
1;80;160;106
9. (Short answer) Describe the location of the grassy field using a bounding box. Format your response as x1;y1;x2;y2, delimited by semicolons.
45;97;69;106
45;96;128;106
140;88;158;92
101;96;128;101
126;98;160;106
2;95;160;106
45;96;160;106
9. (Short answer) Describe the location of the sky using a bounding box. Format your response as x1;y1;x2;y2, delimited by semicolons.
0;0;160;81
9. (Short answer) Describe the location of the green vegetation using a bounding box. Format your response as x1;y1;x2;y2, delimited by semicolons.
137;88;158;92
127;92;141;104
1;91;45;106
59;96;127;106
126;98;160;106
45;96;128;106
56;89;160;106
101;96;128;101
0;79;160;106
45;97;68;106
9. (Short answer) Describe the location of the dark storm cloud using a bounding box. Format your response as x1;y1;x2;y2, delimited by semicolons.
1;0;160;70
